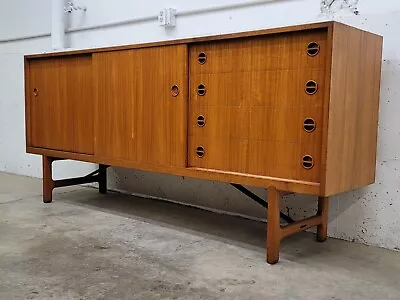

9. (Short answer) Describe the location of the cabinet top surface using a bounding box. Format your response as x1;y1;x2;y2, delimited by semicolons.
24;21;380;59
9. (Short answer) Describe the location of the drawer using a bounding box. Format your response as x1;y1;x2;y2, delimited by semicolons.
189;137;321;182
249;107;323;145
190;29;327;74
188;137;249;174
189;106;322;145
248;140;321;182
190;69;325;108
189;107;250;139
190;72;251;107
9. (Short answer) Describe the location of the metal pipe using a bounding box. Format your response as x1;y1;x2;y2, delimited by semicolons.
51;0;66;49
0;0;286;43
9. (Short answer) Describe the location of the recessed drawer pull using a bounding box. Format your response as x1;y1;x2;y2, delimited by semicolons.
196;146;205;158
303;118;316;132
307;42;320;57
302;155;314;169
305;80;318;95
171;85;180;97
197;115;206;127
197;84;206;96
33;88;39;97
198;52;207;64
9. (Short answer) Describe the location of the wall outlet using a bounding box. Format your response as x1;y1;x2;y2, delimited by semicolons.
158;8;177;27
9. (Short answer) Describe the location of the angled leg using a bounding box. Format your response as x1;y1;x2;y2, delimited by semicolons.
316;196;329;242
42;156;55;203
266;186;281;264
98;164;108;194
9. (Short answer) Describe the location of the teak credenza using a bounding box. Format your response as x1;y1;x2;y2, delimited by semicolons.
24;21;383;264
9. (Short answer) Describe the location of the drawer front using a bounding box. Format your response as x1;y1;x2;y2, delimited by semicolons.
189;137;249;174
190;69;325;108
189;138;321;183
188;29;326;182
190;29;327;74
247;141;321;182
190;106;323;145
189;107;250;139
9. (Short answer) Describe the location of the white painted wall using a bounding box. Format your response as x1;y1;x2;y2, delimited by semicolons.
1;0;399;251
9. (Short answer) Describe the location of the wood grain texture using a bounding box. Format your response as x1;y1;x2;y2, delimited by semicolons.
266;186;281;264
318;25;334;197
93;50;135;161
322;22;383;196
24;58;31;149
189;29;327;182
316;196;329;242
266;187;328;264
94;45;188;167
189;30;328;74
28;55;94;154
281;215;322;240
42;156;54;203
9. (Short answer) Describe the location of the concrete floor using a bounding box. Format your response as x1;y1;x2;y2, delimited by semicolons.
1;173;400;300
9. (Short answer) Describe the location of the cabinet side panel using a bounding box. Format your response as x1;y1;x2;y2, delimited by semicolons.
324;23;383;196
24;58;31;148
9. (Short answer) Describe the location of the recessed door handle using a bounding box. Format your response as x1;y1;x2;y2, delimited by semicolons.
171;85;180;97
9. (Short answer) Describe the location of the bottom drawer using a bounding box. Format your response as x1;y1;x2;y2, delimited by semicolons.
188;137;321;182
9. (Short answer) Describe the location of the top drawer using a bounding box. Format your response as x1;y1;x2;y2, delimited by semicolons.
190;29;327;73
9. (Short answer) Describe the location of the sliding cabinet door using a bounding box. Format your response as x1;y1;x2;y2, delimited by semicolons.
94;45;188;167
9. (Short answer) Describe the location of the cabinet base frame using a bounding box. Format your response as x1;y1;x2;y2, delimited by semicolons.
266;186;329;264
42;155;108;203
41;155;329;265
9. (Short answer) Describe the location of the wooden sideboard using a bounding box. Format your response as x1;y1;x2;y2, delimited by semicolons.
24;21;383;264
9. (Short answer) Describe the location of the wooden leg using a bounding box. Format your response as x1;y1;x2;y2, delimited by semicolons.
42;158;108;202
265;188;330;264
42;156;54;203
266;186;281;264
316;196;329;242
98;164;108;194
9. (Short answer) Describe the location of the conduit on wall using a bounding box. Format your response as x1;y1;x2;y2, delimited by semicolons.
0;0;284;44
51;0;66;50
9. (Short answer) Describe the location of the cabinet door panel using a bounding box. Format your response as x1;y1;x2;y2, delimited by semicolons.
139;46;187;167
93;50;135;161
28;55;94;154
94;45;188;167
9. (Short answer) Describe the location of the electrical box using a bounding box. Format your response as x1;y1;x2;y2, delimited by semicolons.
158;8;177;27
